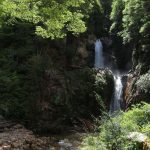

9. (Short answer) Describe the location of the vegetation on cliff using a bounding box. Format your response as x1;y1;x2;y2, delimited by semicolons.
110;0;150;70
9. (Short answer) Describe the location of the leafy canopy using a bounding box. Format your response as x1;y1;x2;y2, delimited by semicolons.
0;0;94;39
110;0;150;44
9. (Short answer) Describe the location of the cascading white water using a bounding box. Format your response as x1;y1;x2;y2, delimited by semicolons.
94;39;104;68
94;39;123;113
110;75;123;113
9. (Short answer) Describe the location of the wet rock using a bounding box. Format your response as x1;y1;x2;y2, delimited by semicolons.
58;139;73;148
77;46;89;59
0;117;83;150
13;124;24;129
0;117;51;150
101;37;112;47
123;73;137;108
128;132;148;142
122;74;129;109
2;145;11;150
124;71;150;108
127;132;150;149
87;34;96;45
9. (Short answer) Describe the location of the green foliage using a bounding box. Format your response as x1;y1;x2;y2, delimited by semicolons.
62;68;96;116
0;47;110;120
95;72;108;90
81;103;150;150
48;68;113;118
136;70;150;93
0;0;94;39
94;0;104;14
0;46;49;119
94;70;114;108
110;0;124;34
110;0;150;44
110;0;150;73
120;0;145;43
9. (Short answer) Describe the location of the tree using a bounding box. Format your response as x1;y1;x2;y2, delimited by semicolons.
0;0;4;27
110;0;150;44
0;0;94;39
110;0;124;34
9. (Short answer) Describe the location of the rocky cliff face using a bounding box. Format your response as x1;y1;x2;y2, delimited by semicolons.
125;31;150;106
0;30;115;133
33;67;114;133
124;76;150;108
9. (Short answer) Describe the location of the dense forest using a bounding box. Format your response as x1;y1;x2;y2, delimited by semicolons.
0;0;149;149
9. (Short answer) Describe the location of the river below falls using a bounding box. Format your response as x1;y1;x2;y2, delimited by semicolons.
44;132;86;150
0;115;87;150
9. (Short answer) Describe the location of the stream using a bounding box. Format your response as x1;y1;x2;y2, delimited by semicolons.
48;133;85;150
0;115;84;150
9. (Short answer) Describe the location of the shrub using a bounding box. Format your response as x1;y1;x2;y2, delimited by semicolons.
81;103;150;150
136;70;150;93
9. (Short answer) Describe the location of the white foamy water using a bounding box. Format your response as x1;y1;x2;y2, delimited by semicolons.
110;75;123;113
94;39;104;68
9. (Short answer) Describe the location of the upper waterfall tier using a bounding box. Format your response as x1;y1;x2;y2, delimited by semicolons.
94;39;104;68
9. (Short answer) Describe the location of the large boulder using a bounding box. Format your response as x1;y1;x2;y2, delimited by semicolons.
127;132;150;150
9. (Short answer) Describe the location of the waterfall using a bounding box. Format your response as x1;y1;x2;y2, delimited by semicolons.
110;74;123;113
94;39;123;113
94;39;104;68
